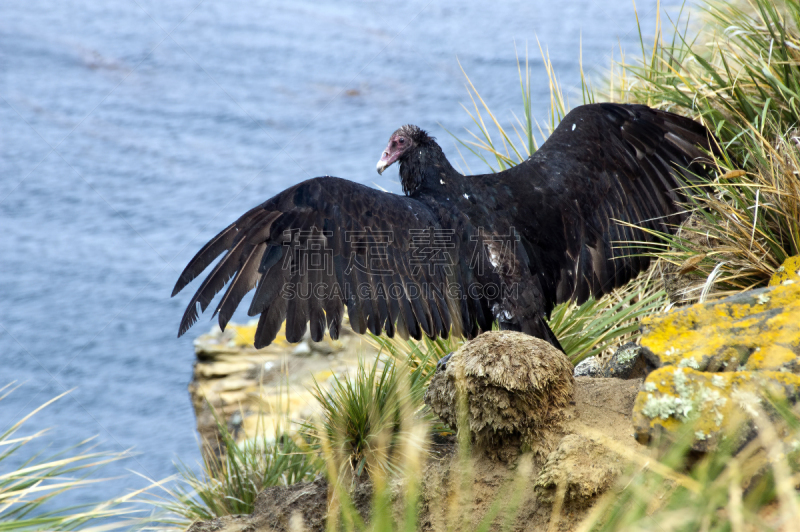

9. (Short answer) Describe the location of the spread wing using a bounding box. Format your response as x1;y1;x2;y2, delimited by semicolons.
173;177;490;347
513;103;715;311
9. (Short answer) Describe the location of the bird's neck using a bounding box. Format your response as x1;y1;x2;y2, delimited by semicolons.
399;143;461;196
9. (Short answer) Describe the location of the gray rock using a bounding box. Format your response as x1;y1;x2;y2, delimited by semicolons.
573;343;653;380
601;343;652;379
573;356;602;377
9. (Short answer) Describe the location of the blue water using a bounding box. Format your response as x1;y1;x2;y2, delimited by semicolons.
1;0;660;512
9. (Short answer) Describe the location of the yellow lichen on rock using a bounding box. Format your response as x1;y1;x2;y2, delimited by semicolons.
633;367;800;448
634;280;800;449
640;281;800;373
230;321;288;348
745;345;797;371
768;255;800;286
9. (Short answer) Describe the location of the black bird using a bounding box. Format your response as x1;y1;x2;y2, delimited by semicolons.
173;103;714;350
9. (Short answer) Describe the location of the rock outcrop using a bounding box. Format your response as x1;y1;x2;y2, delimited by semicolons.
188;319;379;455
632;279;800;449
573;342;652;380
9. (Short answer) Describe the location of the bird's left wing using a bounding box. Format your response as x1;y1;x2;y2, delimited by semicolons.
511;103;716;311
173;176;489;348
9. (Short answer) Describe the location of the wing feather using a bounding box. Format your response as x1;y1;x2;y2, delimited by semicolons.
514;102;714;311
214;242;265;331
171;204;264;297
174;176;483;346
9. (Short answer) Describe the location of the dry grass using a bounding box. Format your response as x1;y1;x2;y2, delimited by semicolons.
604;0;800;301
0;383;141;531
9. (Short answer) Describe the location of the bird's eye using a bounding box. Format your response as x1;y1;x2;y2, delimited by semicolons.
398;137;405;144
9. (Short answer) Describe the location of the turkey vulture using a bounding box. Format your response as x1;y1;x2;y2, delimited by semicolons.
173;103;714;350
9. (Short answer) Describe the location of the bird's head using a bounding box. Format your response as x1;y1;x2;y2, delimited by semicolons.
376;124;432;175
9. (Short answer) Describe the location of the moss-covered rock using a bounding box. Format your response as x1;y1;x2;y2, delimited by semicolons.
424;331;574;461
633;281;800;449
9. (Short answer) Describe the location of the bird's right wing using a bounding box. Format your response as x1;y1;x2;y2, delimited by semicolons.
173;176;491;347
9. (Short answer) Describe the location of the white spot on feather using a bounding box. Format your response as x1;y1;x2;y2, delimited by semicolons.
463;193;469;200
488;248;500;269
571;123;576;131
491;303;513;321
440;179;445;185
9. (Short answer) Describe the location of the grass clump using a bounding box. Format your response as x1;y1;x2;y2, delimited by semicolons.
606;0;800;300
311;358;434;532
144;407;319;527
302;354;432;482
0;384;139;531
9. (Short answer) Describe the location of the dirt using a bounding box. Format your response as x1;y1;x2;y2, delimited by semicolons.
417;377;641;532
187;377;643;532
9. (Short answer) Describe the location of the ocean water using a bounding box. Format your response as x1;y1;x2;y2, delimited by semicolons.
1;0;659;509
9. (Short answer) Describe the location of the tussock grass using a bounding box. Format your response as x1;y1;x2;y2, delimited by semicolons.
0;383;139;531
609;0;800;147
606;0;800;300
143;402;319;528
447;43;571;172
301;354;432;482
627;120;800;301
313;364;437;532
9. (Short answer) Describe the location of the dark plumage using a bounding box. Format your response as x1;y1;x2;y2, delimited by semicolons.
173;103;715;350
